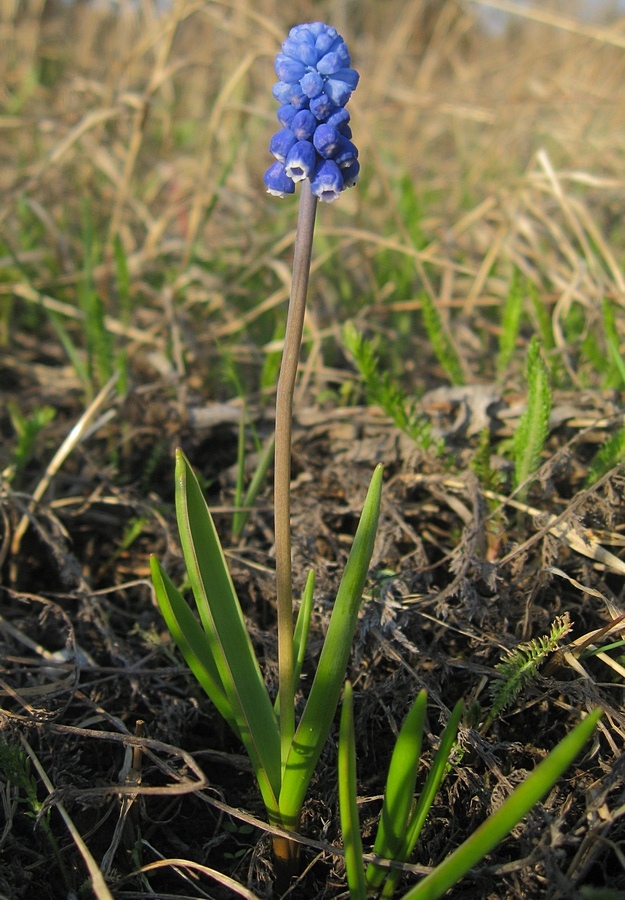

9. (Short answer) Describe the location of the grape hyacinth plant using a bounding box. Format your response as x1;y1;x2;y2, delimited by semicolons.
151;22;382;887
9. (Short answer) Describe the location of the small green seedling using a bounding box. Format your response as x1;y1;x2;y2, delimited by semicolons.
342;320;440;451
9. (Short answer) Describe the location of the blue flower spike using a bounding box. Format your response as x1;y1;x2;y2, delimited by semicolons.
264;22;359;202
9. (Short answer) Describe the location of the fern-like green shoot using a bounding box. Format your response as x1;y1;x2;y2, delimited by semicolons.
485;613;572;730
586;424;625;487
342;320;441;451
529;281;555;353
419;291;465;386
497;269;525;378
513;336;552;498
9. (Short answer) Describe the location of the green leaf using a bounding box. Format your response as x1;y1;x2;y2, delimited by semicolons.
232;432;275;541
150;556;237;734
602;297;625;389
279;464;384;826
174;449;281;811
274;570;315;717
586;424;625;486
381;700;464;897
339;682;367;900
366;690;428;889
486;614;571;729
401;708;602;900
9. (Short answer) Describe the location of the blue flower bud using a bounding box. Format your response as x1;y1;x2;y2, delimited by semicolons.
270;128;297;162
287;83;309;110
282;38;319;68
326;108;350;129
313;123;341;159
324;77;354;107
309;93;335;121
264;161;296;197
314;29;340;57
272;82;292;104
334;136;358;167
316;51;345;76
300;71;324;99
291;110;317;141
274;53;307;83
277;104;297;128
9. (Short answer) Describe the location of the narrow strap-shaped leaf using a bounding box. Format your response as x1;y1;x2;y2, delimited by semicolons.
365;690;428;889
294;569;315;686
274;569;315;718
402;708;602;900
279;464;384;825
381;700;464;897
175;450;281;807
339;682;367;900
150;556;238;734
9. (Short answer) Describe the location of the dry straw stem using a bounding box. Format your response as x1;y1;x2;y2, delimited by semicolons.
468;0;625;50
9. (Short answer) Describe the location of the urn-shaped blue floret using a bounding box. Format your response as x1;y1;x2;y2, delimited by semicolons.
310;159;344;202
264;162;296;198
264;21;360;202
285;141;317;182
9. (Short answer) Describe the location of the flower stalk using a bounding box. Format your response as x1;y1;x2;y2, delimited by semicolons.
274;179;317;768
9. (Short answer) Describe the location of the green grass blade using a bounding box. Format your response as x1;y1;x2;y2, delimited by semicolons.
231;411;247;540
497;269;525;378
342;322;438;451
112;233;131;396
401;708;602;900
279;464;384;825
150;556;237;734
48;311;91;393
339;682;367;900
514;337;552;498
602;297;625;389
366;690;428;889
175;449;281;808
232;432;275;541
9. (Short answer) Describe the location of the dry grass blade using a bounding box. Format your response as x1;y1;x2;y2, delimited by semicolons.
18;733;113;900
10;373;119;557
485;489;625;576
468;0;625;48
128;857;261;899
